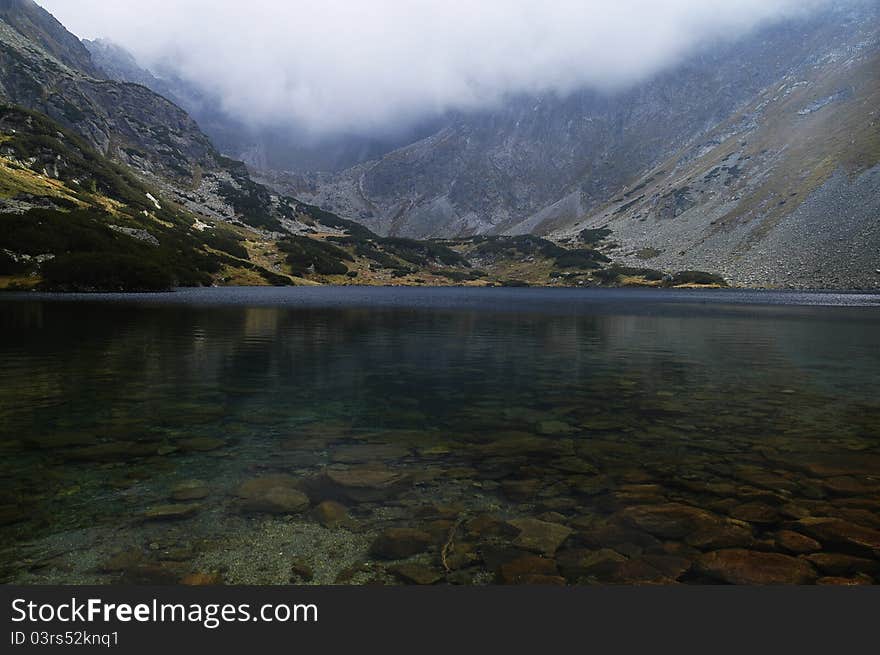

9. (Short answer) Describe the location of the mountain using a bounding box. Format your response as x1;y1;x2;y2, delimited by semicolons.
264;1;879;288
4;0;674;292
83;38;443;173
0;0;99;76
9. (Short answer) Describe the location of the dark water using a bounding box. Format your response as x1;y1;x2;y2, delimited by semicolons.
1;287;879;585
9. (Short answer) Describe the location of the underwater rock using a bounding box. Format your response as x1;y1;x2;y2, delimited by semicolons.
685;519;754;550
774;530;822;554
508;518;573;556
619;503;722;540
609;558;677;584
177;437;227;453
313;500;353;528
237;476;309;515
821;477;880;496
465;515;519;540
556;548;627;581
142;503;202;521
290;559;314;582
170;480;210;501
119;562;184;585
64;442;159;462
0;504;29;527
697;549;817;585
314;467;412;503
99;548;145;573
730;502;781;525
537;420;575;435
181;572;223;585
791;517;880;556
816;575;875;585
389;562;443;585
640;554;693;580
497;555;559;584
501;479;543;501
803;553;880;577
370;528;433;560
330;443;412;464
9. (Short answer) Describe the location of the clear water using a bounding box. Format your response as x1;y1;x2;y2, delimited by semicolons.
1;287;879;585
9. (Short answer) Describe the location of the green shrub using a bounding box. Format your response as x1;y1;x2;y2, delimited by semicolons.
42;253;174;291
578;227;612;245
278;236;352;276
554;249;609;269
670;271;727;286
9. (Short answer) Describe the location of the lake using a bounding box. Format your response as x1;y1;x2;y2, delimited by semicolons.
1;287;879;585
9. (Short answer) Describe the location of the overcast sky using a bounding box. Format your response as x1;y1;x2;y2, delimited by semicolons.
35;0;833;136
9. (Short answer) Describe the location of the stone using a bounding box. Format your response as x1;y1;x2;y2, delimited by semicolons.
142;503;201;521
313;500;352;528
641;554;693;580
507;518;573;556
497;556;558;584
803;553;880;577
390;563;443;585
476;433;569;457
237;476;309;515
330;443;411;464
512;574;567;585
821;477;880;496
99;549;144;573
120;563;184;585
537;420;575;435
730;502;781;525
316;467;412;503
290;559;314;582
816;575;875;586
775;530;822;554
791;518;880;556
791;454;880;478
686;519;754;550
64;442;159;462
501;479;543;501
619;503;722;540
609;559;674;584
465;515;518;540
180;572;223;586
177;437;227;452
0;505;29;527
697;549;817;585
170;480;210;501
370;528;433;559
556;548;628;581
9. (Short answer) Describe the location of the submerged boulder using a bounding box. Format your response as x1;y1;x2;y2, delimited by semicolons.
370;528;433;559
236;475;309;515
313;467;412;503
697;549;817;585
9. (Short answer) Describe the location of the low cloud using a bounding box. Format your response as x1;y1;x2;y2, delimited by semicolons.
37;0;834;136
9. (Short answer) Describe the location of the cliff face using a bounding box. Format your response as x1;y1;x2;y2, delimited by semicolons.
0;0;100;76
0;2;217;182
271;3;878;263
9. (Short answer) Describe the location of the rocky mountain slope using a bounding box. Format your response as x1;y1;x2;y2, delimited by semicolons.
263;1;879;288
551;43;880;289
5;0;710;292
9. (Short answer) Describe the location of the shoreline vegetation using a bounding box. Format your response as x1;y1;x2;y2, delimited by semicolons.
0;105;728;294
